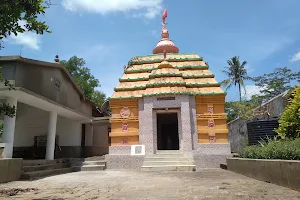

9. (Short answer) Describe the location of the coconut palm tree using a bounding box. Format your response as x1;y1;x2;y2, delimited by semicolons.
221;56;249;101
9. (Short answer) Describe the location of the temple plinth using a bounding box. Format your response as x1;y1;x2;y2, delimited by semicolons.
106;9;231;170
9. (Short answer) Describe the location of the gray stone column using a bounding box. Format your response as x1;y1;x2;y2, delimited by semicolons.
138;99;154;154
180;100;193;151
189;96;198;150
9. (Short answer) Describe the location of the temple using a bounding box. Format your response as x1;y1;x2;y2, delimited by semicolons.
105;9;231;170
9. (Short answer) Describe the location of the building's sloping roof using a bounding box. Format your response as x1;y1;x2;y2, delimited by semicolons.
110;53;226;99
0;56;85;98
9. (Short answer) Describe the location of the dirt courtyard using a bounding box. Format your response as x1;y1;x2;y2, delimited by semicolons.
0;169;299;200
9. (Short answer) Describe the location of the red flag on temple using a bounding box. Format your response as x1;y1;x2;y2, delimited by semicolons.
162;9;168;24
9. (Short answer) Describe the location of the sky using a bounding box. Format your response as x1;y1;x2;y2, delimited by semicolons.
1;0;300;102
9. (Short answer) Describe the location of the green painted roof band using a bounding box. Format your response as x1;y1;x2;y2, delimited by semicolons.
109;92;227;100
119;74;215;82
182;74;215;78
125;65;209;73
173;65;209;69
146;82;186;87
149;73;182;78
128;57;203;65
114;86;146;91
119;77;149;82
114;83;220;91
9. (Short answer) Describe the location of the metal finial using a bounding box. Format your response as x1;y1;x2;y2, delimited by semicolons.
54;55;59;63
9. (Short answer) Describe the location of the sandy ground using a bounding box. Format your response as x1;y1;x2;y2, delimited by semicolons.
0;169;299;200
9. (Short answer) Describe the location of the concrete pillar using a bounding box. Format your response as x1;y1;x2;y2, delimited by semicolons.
45;111;57;160
2;97;17;158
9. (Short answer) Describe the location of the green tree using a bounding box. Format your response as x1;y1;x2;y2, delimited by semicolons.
275;85;300;139
0;0;51;49
225;97;262;122
221;56;249;101
251;67;300;102
225;102;239;122
60;56;106;106
91;90;106;106
0;0;51;118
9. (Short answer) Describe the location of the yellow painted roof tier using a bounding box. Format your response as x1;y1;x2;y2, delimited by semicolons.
111;53;225;99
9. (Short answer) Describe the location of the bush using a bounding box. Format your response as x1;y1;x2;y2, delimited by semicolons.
275;85;300;139
239;138;300;160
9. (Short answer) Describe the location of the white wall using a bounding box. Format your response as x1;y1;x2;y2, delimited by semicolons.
14;103;49;147
56;115;81;146
14;103;82;147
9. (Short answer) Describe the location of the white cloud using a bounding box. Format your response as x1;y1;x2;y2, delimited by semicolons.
289;51;300;62
7;32;41;50
241;85;262;100
62;0;163;19
5;20;41;50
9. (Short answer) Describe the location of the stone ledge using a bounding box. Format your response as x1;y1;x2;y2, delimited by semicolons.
227;158;300;192
0;158;23;183
108;146;132;155
105;155;144;169
193;153;232;169
194;143;231;154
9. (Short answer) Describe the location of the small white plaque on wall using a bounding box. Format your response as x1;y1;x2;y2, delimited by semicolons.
131;145;145;155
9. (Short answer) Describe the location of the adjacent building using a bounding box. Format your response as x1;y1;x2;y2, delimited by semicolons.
0;56;109;160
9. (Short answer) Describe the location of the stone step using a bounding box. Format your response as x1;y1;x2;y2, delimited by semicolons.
143;161;195;166
151;154;190;158
156;150;182;154
22;159;70;166
73;165;106;172
81;161;106;166
141;165;196;172
84;156;105;161
22;163;70;173
144;157;194;161
156;150;184;155
21;168;73;180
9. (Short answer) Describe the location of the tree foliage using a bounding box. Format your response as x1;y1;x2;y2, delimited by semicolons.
60;56;106;106
221;56;250;101
91;90;106;106
275;85;300;139
225;96;262;122
0;0;51;48
225;67;299;122
0;0;51;119
251;67;300;102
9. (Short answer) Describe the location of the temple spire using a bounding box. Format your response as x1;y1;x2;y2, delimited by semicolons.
152;9;179;54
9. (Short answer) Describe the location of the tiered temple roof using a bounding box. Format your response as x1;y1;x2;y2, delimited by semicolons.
111;53;225;99
110;10;225;100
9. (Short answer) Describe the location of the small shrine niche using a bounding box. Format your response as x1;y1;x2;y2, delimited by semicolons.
208;119;215;128
209;136;216;143
207;105;214;114
122;123;128;132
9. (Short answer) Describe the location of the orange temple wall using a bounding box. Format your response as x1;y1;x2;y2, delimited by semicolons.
109;95;228;146
109;99;139;146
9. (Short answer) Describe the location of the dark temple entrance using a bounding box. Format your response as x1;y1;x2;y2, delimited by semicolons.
157;113;179;150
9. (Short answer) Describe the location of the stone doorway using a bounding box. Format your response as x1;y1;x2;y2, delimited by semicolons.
157;113;179;150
